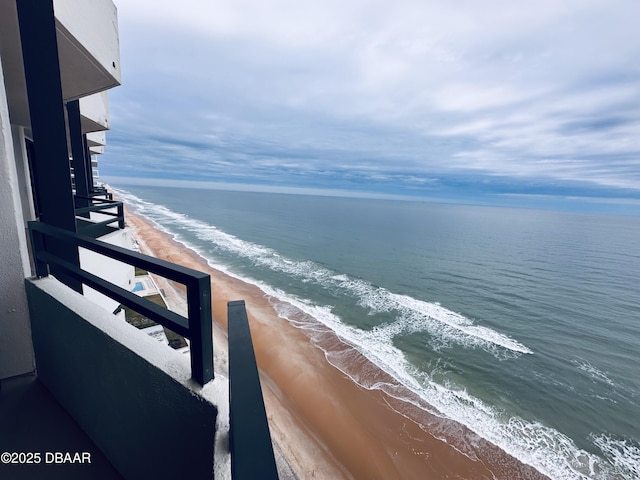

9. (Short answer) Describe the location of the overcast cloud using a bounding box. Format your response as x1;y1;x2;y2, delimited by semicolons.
101;0;640;213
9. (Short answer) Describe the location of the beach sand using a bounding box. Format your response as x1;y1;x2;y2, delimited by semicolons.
124;206;548;480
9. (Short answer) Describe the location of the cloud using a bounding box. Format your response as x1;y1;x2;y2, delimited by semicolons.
100;0;640;212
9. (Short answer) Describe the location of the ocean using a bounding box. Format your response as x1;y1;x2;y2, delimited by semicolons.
113;184;639;480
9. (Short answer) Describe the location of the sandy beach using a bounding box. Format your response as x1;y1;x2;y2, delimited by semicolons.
124;206;548;480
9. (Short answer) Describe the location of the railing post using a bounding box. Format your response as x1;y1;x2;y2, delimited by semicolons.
117;203;125;229
84;134;97;192
28;222;49;278
16;0;82;293
188;275;213;385
67;100;91;216
228;300;279;480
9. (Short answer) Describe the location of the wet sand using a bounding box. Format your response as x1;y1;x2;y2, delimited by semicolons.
124;206;548;480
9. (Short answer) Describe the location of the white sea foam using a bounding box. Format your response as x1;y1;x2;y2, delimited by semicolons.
114;188;631;480
591;434;640;480
117;188;532;358
265;285;619;480
573;360;615;387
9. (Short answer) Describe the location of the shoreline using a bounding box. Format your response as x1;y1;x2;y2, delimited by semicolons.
125;207;345;479
123;206;549;479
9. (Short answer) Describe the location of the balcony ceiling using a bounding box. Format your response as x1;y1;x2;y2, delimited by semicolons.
0;0;120;128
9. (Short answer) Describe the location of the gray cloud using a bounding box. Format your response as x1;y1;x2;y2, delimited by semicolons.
101;0;640;211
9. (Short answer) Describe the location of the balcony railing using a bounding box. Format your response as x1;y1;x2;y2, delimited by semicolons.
74;194;124;234
28;220;280;477
28;220;213;385
90;185;113;200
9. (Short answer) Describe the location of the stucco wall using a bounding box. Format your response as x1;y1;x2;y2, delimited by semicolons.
0;56;35;380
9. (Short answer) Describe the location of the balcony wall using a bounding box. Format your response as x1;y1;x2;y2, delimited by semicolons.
79;227;135;314
25;276;230;479
0;57;35;380
80;91;110;133
87;130;107;147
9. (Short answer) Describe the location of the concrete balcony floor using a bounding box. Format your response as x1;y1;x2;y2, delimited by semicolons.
0;374;124;480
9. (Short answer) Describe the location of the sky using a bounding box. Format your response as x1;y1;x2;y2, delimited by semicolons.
100;0;640;214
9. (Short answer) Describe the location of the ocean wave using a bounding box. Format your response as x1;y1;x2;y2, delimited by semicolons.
266;286;619;480
573;360;615;387
114;187;531;358
591;434;640;480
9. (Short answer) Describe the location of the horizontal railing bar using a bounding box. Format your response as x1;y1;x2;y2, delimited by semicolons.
75;195;117;204
29;221;207;286
38;250;190;337
75;205;120;215
74;203;122;215
76;211;120;225
88;210;119;217
75;222;118;238
89;191;113;200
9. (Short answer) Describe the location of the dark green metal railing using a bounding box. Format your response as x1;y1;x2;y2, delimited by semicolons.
228;300;279;479
74;195;125;233
29;221;279;475
28;220;213;385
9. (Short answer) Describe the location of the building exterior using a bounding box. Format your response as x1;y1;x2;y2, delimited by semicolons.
0;1;279;478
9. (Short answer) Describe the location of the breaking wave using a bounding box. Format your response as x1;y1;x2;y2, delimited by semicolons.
116;188;532;358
